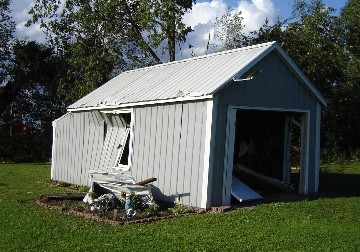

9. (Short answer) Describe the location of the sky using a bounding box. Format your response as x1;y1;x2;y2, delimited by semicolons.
9;0;347;60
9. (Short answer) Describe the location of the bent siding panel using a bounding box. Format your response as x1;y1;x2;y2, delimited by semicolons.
98;114;128;172
131;101;208;207
51;111;105;185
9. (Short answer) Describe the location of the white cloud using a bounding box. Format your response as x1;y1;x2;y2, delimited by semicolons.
10;0;47;43
15;22;46;43
236;0;278;33
177;0;279;60
183;0;227;27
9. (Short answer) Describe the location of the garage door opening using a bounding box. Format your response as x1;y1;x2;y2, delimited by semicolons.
222;107;309;205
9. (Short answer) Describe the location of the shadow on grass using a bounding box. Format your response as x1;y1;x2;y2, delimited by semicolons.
319;172;360;197
231;171;360;209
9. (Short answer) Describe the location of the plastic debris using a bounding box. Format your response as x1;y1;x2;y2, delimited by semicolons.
89;193;119;212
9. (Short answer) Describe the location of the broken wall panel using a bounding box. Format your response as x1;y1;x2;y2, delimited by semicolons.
51;111;105;185
130;101;208;207
98;114;128;172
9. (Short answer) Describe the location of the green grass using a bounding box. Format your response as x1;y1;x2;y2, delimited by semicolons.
1;162;360;251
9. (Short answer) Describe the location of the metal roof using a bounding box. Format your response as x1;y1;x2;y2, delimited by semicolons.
68;41;326;110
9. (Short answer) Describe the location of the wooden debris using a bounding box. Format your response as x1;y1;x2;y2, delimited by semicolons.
235;163;294;192
134;178;157;186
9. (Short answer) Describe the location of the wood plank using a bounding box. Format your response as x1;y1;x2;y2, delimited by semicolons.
235;163;295;192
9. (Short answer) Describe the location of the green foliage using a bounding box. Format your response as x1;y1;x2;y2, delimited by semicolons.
129;192;143;210
69;184;90;192
27;0;195;102
0;0;15;81
88;192;97;200
214;8;246;50
1;163;360;251
168;204;192;215
0;41;67;162
144;203;160;216
215;0;360;158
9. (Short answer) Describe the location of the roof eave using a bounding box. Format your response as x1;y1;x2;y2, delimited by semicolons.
67;94;213;112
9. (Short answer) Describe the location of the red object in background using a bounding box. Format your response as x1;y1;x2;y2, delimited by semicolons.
10;121;29;134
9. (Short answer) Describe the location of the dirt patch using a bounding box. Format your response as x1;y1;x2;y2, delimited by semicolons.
35;195;205;225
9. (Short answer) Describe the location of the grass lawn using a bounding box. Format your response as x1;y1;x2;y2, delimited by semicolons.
0;162;359;251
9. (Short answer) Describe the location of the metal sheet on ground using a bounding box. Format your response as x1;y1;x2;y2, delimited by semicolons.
231;175;263;202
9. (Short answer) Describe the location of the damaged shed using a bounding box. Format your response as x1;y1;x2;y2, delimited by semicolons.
51;41;326;209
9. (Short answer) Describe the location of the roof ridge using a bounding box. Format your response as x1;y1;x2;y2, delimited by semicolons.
123;41;277;75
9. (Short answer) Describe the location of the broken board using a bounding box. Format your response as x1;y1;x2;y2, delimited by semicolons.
235;163;295;192
231;175;263;202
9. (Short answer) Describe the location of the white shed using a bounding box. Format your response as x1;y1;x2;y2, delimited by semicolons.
51;42;326;208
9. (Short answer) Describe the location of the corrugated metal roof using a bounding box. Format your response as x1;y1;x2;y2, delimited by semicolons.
68;42;276;109
68;41;327;110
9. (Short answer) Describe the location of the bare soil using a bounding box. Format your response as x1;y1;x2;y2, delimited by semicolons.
35;194;203;225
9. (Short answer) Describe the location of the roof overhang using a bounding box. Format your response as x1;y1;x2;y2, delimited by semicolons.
67;94;213;112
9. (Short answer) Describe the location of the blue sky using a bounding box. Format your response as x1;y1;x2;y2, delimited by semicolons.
10;0;347;60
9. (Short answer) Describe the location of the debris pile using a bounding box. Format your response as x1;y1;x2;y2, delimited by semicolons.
83;170;157;217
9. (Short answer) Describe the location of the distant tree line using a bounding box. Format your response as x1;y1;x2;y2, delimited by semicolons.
0;0;359;162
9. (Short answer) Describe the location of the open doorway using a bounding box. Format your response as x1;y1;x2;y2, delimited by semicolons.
222;107;309;205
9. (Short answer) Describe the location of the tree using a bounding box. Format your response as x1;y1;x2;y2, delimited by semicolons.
146;0;194;61
0;0;15;97
214;8;246;50
213;0;360;157
0;41;67;161
341;0;360;56
27;0;194;102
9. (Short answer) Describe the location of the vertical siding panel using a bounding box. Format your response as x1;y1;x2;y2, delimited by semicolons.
77;112;85;185
157;106;170;200
138;107;148;181
152;106;163;186
74;113;82;184
59;116;65;182
183;102;196;206
80;112;90;185
170;104;183;197
55;120;62;181
77;113;84;184
164;104;175;196
102;126;113;171
197;102;207;207
135;107;146;182
177;103;189;204
92;111;104;172
63;115;70;183
190;102;204;206
99;115;110;171
104;120;116;171
132;108;142;181
141;107;152;180
54;120;60;181
85;111;96;176
66;114;74;183
147;106;158;179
